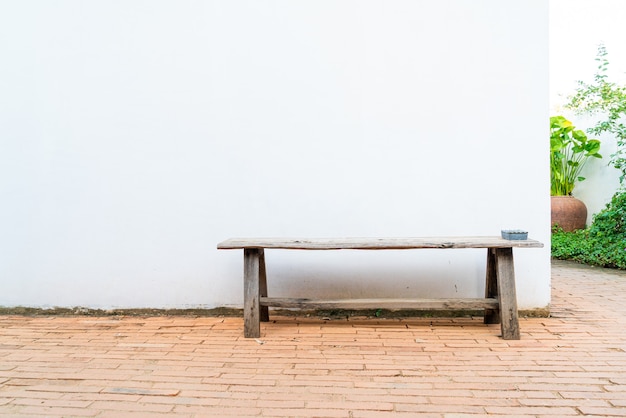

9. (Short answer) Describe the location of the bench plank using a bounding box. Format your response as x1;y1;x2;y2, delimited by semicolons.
218;237;543;250
260;297;499;310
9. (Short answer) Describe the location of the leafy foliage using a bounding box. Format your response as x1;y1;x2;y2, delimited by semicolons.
550;115;602;196
567;44;626;184
551;228;592;260
552;192;626;269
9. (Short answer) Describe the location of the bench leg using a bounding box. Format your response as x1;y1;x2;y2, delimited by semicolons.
244;248;261;338
259;249;269;322
495;247;520;340
484;248;500;324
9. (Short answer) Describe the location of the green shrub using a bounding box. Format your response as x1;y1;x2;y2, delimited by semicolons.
551;228;589;259
588;192;626;237
552;192;626;269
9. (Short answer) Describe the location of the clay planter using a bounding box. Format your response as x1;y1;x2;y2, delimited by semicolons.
551;196;587;232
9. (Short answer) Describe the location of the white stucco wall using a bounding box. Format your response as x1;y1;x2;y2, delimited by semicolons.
0;1;550;311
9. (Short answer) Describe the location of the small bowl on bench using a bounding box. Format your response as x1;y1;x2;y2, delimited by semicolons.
501;230;528;240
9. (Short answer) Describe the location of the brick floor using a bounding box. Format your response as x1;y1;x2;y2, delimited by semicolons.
1;260;626;417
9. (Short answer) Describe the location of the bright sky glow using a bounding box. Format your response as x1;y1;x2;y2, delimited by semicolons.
550;0;626;111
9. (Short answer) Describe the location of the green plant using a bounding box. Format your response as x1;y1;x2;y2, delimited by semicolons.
567;44;626;184
551;227;592;260
550;115;602;196
552;192;626;269
588;191;626;238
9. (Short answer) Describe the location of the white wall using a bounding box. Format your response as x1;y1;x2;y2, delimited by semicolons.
0;1;550;311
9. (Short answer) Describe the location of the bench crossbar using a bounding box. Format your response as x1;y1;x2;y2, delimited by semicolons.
261;297;499;310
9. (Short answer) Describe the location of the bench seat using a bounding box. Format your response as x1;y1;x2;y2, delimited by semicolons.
217;236;543;250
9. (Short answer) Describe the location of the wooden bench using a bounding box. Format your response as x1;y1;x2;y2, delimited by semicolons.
217;237;544;340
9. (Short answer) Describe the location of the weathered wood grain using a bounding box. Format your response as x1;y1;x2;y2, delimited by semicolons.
260;297;499;310
495;247;520;340
258;249;269;322
218;236;543;250
243;249;261;338
484;248;500;324
221;236;542;340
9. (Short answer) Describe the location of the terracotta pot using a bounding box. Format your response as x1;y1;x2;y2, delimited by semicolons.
551;196;587;232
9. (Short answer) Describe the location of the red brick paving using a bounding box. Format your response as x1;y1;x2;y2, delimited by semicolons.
1;260;626;417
